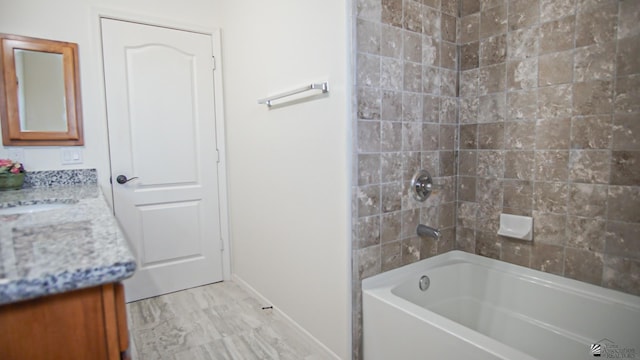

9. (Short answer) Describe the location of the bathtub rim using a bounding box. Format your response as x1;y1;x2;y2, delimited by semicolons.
362;250;640;360
362;250;640;310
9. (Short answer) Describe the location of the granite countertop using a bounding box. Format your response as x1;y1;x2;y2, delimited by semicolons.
0;184;136;305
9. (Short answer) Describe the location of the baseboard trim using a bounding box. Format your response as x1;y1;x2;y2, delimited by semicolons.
231;274;341;360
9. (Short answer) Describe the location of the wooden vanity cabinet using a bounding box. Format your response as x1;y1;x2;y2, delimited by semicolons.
0;283;130;360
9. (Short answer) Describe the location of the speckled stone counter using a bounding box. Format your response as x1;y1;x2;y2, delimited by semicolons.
0;184;136;305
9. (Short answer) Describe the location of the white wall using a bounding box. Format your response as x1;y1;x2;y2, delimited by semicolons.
1;0;352;357
216;1;352;358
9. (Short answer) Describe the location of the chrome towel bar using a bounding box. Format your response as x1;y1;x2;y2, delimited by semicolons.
258;82;329;107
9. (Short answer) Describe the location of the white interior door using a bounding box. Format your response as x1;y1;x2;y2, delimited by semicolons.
101;18;223;302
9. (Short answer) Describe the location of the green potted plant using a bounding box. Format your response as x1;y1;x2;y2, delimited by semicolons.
0;158;26;190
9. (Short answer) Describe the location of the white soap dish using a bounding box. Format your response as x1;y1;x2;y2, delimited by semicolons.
497;213;533;241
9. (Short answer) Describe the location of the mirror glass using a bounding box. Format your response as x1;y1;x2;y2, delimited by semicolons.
0;33;83;146
14;49;68;132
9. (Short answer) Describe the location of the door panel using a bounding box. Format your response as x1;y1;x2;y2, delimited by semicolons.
126;45;199;185
101;18;223;302
139;201;202;265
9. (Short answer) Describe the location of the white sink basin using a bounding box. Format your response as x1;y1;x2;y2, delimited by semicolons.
0;203;73;215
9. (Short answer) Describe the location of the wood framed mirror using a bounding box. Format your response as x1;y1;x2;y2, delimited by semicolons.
0;34;83;146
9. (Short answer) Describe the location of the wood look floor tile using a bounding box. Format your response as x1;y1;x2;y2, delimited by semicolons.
127;282;333;360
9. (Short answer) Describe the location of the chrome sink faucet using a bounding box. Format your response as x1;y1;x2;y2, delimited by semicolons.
417;224;440;239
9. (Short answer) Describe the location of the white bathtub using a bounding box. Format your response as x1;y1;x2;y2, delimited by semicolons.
363;251;640;360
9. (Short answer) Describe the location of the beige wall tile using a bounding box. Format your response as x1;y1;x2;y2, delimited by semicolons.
381;241;402;271
574;43;616;81
617;35;640;76
605;221;640;259
480;4;508;38
381;211;402;243
460;124;479;149
358;154;381;185
479;63;507;94
612;114;640;150
480;34;508;66
423;6;442;37
603;256;640;296
531;243;564;275
539;17;575;55
440;0;458;16
535;118;571;149
478;93;507;122
357;19;381;54
503;179;533;209
575;2;618;47
608;185;640;222
458;177;478;202
568;150;611;184
538;51;574;86
461;41;480;70
355;215;381;248
567;216;606;252
460;97;480;123
357;185;381;216
440;41;457;69
573;80;613;116
461;0;481;16
422;36;440;67
459;14;480;43
478;122;506;149
358;88;382;120
381;152;403;182
615;75;640;114
611;150;640;185
504;150;535;179
505;121;536;149
534;181;569;213
381;90;402;120
381;121;403;151
476;230;501;258
535;150;570;181
568;183;608;218
618;0;640;40
533;211;568;245
507;58;538;90
507;90;538;121
540;0;577;22
508;26;539;59
564;247;604;285
402;93;423;121
357;120;381;152
404;0;424;33
381;24;403;58
381;182;403;213
381;0;403;27
508;0;540;30
501;241;532;267
441;13;457;42
477;150;505;177
538;84;573;119
571;115;612;149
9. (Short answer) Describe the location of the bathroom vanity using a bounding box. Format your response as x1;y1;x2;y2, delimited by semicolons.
0;179;136;359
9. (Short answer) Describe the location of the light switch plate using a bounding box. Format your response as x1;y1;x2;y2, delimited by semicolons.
61;148;83;165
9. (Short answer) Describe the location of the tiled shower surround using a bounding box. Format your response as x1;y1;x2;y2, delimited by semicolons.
352;0;639;357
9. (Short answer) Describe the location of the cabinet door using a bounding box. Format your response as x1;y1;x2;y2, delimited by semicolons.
0;284;126;360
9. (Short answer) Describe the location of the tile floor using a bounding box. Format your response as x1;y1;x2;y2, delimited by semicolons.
126;281;333;360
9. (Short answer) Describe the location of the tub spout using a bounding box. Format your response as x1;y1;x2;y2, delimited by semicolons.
417;224;440;239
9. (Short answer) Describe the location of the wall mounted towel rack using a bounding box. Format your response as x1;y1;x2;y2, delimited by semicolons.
258;82;329;107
